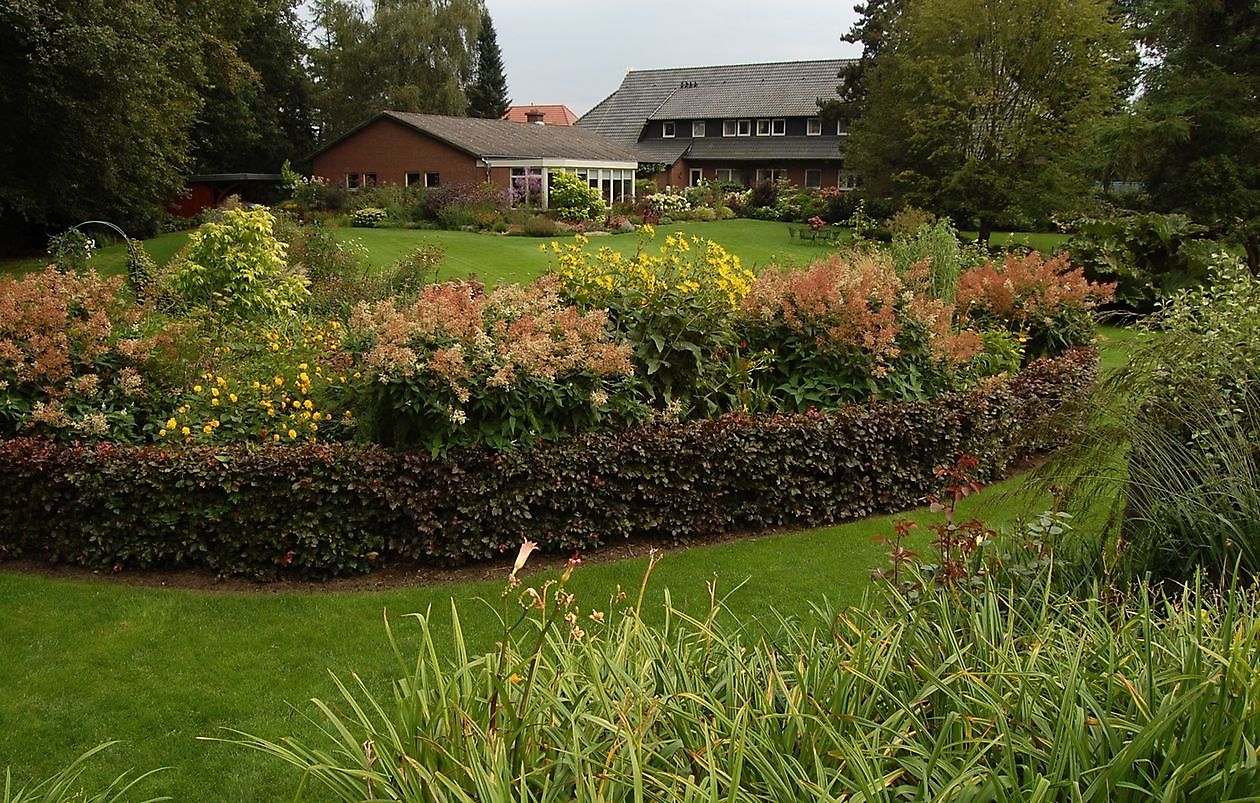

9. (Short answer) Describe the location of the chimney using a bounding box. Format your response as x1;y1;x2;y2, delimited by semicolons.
526;109;545;125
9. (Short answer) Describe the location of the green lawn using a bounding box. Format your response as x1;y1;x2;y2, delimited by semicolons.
960;229;1068;253
0;469;1069;802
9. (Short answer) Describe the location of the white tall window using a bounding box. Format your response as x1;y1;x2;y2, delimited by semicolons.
723;120;737;137
804;169;822;188
689;168;703;186
692;121;706;137
837;120;850;136
806;118;822;136
756;119;771;136
662;121;676;138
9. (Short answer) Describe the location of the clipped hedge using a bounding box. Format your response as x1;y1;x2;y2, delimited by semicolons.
0;350;1096;579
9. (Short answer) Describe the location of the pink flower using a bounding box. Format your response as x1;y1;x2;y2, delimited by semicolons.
511;539;538;577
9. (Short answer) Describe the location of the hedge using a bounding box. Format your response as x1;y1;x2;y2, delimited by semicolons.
0;349;1097;579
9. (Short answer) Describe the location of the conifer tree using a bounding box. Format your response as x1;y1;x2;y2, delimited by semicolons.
466;11;510;119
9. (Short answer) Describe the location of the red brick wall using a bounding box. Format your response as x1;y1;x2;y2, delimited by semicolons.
313;118;488;188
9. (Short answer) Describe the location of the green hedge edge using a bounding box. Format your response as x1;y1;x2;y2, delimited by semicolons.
0;349;1096;579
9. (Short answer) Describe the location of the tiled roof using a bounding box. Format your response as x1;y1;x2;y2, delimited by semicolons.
312;112;640;163
577;59;853;145
632;140;691;164
502;104;580;125
685;137;846;162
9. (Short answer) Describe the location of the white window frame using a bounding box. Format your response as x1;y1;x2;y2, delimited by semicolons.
662;121;676;138
806;118;822;136
424;172;440;188
715;168;737;183
755;168;786;183
756;119;771;137
722;119;737;137
838;171;860;190
692;120;706;138
689;168;704;187
346;173;361;189
737;119;752;136
771;119;786;136
804;169;822;188
837;120;850;136
405;172;421;187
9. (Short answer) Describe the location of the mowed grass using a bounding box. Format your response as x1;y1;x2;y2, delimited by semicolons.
0;468;1073;802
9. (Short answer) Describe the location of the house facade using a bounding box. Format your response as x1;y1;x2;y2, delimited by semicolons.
310;111;639;208
577;59;858;190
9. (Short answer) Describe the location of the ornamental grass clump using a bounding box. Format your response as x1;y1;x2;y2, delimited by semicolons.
224;544;1260;802
956;251;1114;359
0;266;153;441
346;277;637;450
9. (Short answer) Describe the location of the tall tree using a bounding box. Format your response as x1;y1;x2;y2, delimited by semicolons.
466;10;510;118
190;0;315;174
844;0;1133;243
0;0;204;243
1134;0;1260;273
309;0;483;140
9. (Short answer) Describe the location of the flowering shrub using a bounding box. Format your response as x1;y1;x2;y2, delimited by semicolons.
345;278;637;451
162;207;309;321
420;182;509;230
156;320;356;446
0;267;152;440
643;191;691;218
350;207;387;228
737;254;982;408
549;228;756;414
957;252;1114;359
548;171;604;222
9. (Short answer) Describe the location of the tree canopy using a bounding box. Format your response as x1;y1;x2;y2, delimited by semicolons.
1133;0;1260;272
308;0;484;139
466;10;510;119
844;0;1133;242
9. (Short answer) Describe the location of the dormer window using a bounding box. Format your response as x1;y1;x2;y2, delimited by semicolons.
837;120;850;136
723;120;737;137
662;121;676;138
692;120;706;137
806;118;822;136
737;119;751;136
771;119;786;136
756;119;771;136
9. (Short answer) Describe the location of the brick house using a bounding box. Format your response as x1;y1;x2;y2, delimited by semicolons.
577;59;858;191
310;111;640;208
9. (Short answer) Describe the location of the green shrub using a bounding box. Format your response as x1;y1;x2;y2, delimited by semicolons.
45;228;96;273
225;548;1260;801
548;171;604;222
522;215;558;237
349;207;387;228
885;205;937;238
162;207;308;321
1061;212;1215;311
889;218;980;302
0;349;1094;577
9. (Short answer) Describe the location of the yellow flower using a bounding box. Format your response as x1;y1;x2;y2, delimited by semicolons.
181;426;191;436
272;433;280;442
166;418;178;430
287;429;297;439
274;376;284;387
303;399;313;410
211;398;220;406
211;387;219;397
193;385;203;393
202;424;212;434
158;429;167;437
292;400;301;409
228;393;238;403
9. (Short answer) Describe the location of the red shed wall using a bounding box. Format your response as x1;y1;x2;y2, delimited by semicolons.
312;118;486;188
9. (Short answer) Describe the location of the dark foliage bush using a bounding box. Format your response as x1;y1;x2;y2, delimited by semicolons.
0;350;1095;579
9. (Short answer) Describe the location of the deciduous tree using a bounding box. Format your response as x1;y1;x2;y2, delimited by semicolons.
844;0;1133;243
1134;0;1260;273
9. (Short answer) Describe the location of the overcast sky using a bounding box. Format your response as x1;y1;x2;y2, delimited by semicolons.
483;1;864;116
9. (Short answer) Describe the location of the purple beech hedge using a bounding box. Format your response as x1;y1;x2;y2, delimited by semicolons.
0;349;1096;579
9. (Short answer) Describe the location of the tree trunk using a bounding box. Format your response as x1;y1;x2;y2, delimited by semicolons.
977;220;992;249
1246;240;1259;277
